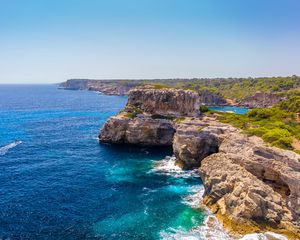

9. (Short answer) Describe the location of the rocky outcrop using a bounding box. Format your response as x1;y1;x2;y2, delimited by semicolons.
172;116;300;237
60;79;139;95
199;90;227;106
99;113;175;146
99;87;300;237
239;91;286;108
173;119;220;169
99;87;198;145
128;87;200;117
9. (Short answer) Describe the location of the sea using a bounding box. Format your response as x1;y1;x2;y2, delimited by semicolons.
0;85;234;240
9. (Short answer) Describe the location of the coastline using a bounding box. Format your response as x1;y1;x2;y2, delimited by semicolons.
96;86;300;239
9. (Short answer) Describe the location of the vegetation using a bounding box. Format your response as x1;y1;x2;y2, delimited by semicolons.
199;105;209;113
216;100;300;152
121;105;143;119
175;116;186;123
64;76;300;101
151;114;175;120
151;83;170;89
277;96;300;113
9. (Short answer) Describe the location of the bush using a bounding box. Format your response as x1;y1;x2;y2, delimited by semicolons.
151;114;175;120
277;96;300;113
245;127;268;137
262;129;292;149
199;105;209;112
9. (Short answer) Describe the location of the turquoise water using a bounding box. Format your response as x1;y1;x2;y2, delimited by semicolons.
208;106;250;114
0;85;206;240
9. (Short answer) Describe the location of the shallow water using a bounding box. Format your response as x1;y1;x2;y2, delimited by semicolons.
0;85;208;240
208;106;250;114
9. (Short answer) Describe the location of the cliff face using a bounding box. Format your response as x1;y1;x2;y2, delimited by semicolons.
99;87;300;237
173;116;300;236
199;90;227;106
127;88;200;117
239;91;286;108
99;87;199;145
60;79;230;106
60;79;136;95
99;113;175;146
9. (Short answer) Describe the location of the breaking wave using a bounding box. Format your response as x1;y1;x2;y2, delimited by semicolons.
151;156;199;178
0;141;22;156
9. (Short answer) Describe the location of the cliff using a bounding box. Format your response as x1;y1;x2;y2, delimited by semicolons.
60;79;228;105
99;87;199;145
60;79;136;95
238;91;286;108
127;87;200;117
99;87;300;238
174;116;300;237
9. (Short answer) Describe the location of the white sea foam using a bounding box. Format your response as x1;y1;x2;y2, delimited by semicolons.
240;232;288;240
182;185;205;209
0;141;22;156
151;156;199;178
160;215;232;240
154;156;288;240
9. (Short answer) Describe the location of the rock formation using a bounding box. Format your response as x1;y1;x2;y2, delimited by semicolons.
99;113;175;146
199;90;227;106
99;87;199;145
171;115;300;237
239;91;286;108
127;87;200;117
99;87;300;238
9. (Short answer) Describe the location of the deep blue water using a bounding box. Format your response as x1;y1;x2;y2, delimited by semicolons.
0;85;205;240
208;106;250;114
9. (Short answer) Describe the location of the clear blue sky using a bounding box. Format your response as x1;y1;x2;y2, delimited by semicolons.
0;0;299;83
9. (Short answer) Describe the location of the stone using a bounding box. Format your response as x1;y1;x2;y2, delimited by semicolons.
127;87;200;117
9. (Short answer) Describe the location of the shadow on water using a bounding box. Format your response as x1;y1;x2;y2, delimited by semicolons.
99;142;174;159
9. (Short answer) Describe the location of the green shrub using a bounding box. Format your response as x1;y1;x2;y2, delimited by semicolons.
175;117;185;123
123;105;143;118
199;105;209;113
151;114;175;120
277;96;300;113
152;83;170;89
262;129;292;149
245;127;267;137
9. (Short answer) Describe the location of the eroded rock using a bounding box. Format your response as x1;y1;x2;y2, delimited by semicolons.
128;87;200;117
99;114;175;146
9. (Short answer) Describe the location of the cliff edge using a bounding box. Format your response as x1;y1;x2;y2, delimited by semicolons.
98;87;300;238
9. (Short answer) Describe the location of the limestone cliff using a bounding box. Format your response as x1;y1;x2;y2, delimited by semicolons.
239;91;286;108
99;87;300;238
99;113;175;146
173;116;300;237
99;87;199;145
127;87;200;117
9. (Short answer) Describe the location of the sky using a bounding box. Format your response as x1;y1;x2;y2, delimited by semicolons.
0;0;300;83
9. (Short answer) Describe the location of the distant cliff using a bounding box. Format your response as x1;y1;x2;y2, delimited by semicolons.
238;91;286;108
60;76;300;107
59;79;139;95
59;79;230;106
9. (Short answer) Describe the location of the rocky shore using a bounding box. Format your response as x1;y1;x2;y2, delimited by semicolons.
99;86;300;239
61;79;286;108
